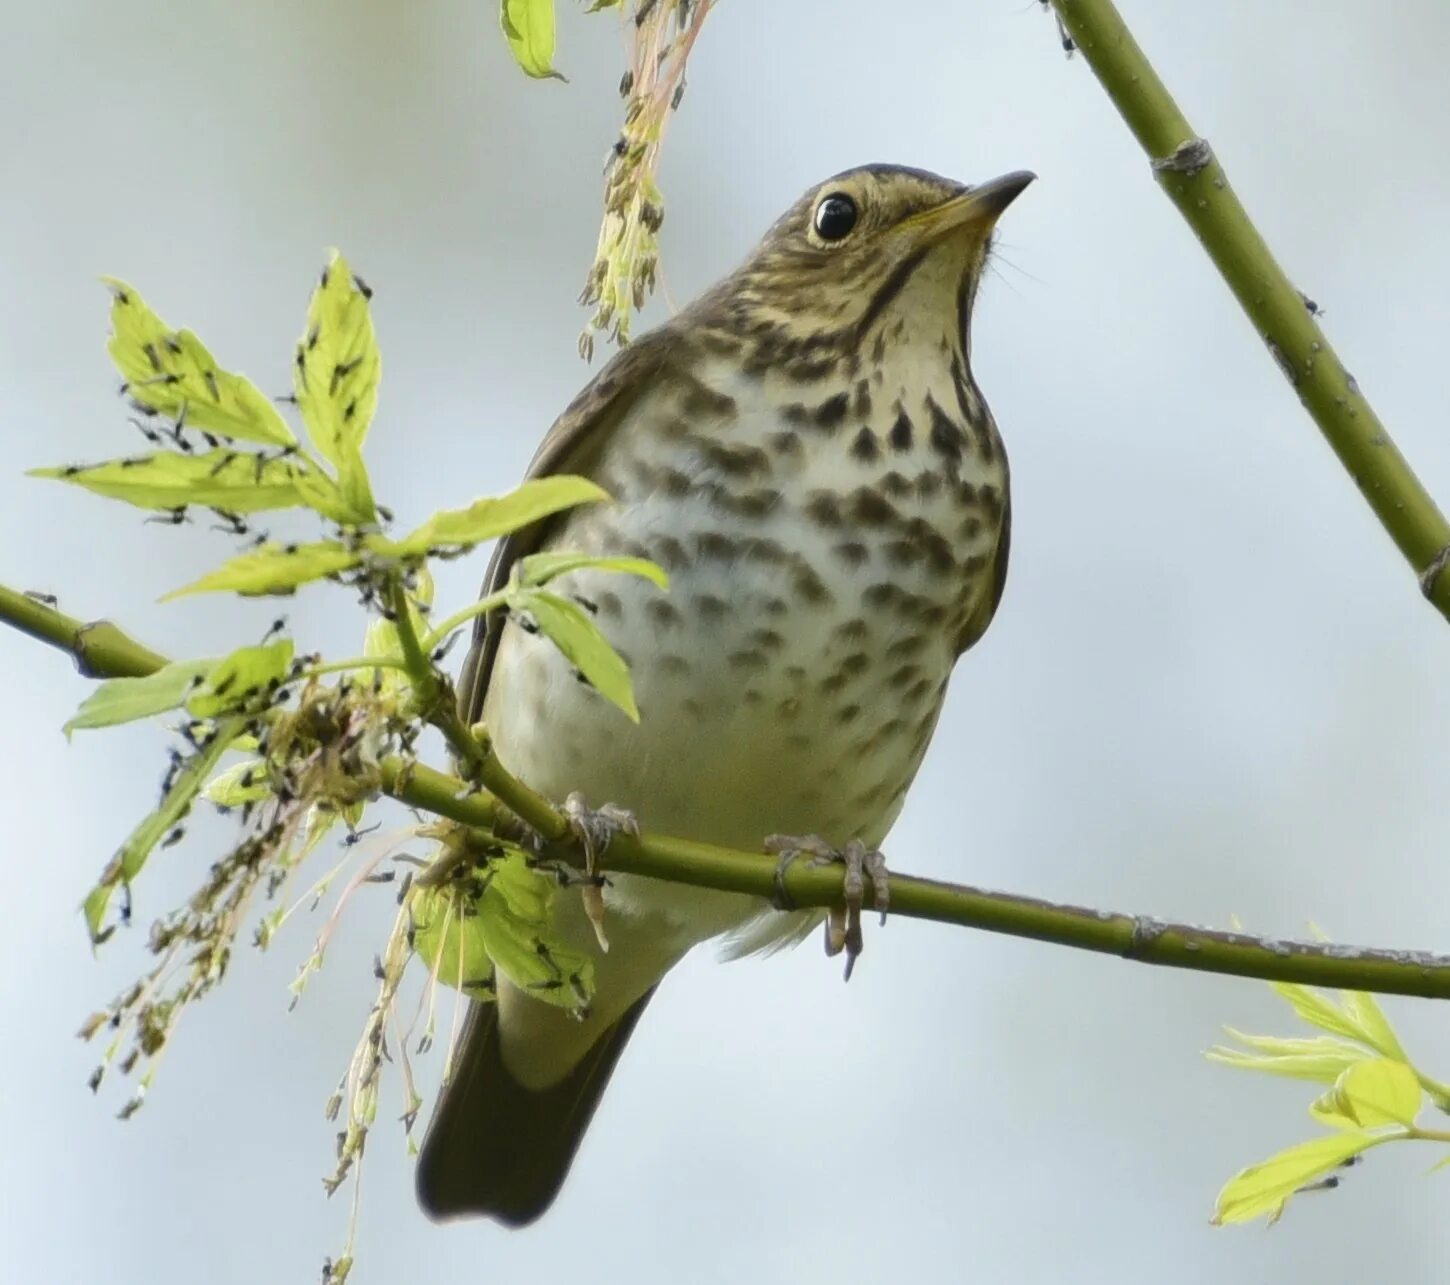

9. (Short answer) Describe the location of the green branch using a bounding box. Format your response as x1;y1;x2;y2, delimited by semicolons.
1050;0;1450;618
10;582;1450;1000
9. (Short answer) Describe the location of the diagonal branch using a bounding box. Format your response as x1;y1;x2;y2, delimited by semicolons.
8;581;1450;999
1049;0;1450;618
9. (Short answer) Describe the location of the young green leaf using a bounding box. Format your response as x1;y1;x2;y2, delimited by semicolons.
30;451;309;514
1340;990;1409;1061
294;251;378;523
500;0;564;79
102;279;295;448
515;551;668;591
1211;1131;1383;1226
63;659;215;738
185;639;294;717
397;476;609;556
509;587;638;721
410;883;498;1000
83;715;244;942
163;541;360;600
1269;982;1367;1044
1206;1030;1370;1084
202;759;272;807
412;851;592;1008
1310;1059;1422;1131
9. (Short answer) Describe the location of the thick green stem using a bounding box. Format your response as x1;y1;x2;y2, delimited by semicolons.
0;583;169;677
10;581;1450;999
1051;0;1450;617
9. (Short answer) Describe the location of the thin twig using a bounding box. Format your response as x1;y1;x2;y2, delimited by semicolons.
9;583;1450;999
1049;0;1450;621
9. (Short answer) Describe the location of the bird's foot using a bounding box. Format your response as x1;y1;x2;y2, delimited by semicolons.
764;834;889;981
564;792;640;952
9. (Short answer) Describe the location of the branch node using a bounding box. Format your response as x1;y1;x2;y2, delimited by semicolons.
72;620;117;678
1151;137;1214;177
1125;914;1168;959
1420;544;1450;601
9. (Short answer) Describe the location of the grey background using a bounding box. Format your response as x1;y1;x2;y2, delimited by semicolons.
3;1;1450;1281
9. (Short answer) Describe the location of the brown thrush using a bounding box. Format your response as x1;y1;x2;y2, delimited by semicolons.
417;163;1034;1226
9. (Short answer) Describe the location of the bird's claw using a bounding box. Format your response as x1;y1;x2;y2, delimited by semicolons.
764;834;889;981
564;792;640;952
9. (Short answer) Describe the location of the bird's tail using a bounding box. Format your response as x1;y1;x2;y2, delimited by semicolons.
416;987;657;1227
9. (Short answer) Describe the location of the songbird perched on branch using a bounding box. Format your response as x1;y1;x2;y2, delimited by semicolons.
417;162;1034;1226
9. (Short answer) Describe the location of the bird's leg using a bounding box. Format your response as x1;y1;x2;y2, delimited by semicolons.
764;834;889;980
563;791;640;952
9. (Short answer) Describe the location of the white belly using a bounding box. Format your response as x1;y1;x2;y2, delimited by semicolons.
483;356;1005;950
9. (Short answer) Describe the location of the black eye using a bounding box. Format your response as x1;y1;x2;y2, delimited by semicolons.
813;192;858;242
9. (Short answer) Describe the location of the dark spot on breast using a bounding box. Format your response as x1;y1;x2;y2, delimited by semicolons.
836;703;862;725
881;471;911;498
595;590;622;618
841;651;870;677
764;596;790;616
927;396;966;463
660;654;690;676
695;531;739;562
864;581;901;607
770;430;801;455
977;484;1005;522
805;492;843;528
678;375;737;419
904;677;935;704
882;539;918;568
696;437;770;477
693;594;729;620
834;618;870;642
888;663;922;690
750;628;786;652
854;381;872;417
820;672;849;696
915;470;943;500
783;403;809;425
658;467;693;498
789;355;838;382
727;488;783;519
889;410;913;452
742;688;765;705
958;516;983;541
647;599;682;629
847;487;897;527
851;427;880;463
886;633;926;658
648;534;689;569
699;331;742;359
793;565;834;605
813;392;850;430
742;537;788;565
832;540;870;568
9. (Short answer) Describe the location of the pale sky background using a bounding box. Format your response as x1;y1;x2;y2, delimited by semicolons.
4;2;1450;1282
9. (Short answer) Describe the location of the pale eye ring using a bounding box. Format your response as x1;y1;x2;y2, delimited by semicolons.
813;192;858;242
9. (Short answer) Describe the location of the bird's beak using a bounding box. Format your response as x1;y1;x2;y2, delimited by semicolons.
906;170;1037;243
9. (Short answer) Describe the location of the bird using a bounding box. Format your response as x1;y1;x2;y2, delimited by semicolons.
416;162;1034;1227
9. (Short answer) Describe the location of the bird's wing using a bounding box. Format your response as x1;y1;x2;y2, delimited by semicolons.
456;327;676;724
956;487;1011;656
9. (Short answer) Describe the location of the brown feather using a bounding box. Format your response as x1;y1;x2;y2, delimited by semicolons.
416;987;657;1226
458;327;677;724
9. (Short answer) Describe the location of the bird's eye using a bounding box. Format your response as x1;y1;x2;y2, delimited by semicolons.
813;192;858;242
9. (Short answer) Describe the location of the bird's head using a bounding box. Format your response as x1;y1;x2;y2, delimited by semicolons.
696;164;1034;371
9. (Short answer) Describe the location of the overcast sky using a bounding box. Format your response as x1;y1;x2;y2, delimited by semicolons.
3;2;1450;1282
